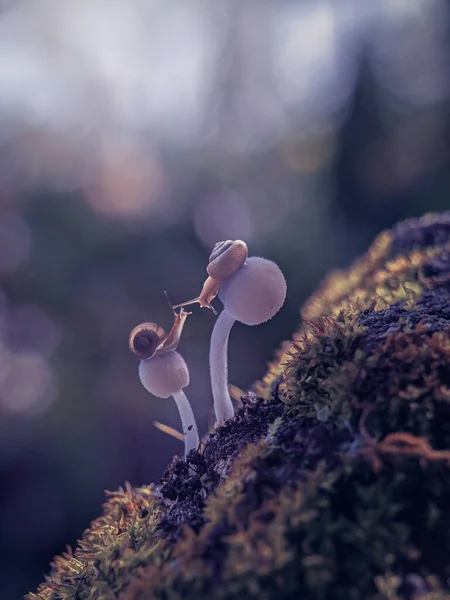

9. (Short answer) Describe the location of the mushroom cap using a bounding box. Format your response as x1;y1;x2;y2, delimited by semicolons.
218;256;286;325
138;350;190;398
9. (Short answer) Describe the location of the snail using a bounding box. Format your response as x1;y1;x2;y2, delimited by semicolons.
174;239;286;425
172;240;248;314
129;298;190;360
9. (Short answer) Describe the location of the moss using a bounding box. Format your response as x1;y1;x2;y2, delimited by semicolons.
28;212;450;600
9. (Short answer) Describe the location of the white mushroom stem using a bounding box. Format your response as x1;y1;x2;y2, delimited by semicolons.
172;390;199;456
210;309;236;424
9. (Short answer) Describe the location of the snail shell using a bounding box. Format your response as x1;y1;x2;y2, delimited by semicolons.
129;323;166;359
207;240;248;281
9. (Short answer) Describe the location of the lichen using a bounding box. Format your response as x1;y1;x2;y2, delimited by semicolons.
28;212;450;600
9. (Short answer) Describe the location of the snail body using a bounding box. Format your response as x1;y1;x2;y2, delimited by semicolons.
172;240;248;313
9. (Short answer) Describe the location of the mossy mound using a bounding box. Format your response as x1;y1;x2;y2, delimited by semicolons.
29;212;450;600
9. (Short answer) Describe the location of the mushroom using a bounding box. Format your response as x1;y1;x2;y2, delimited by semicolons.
210;256;287;423
171;242;287;425
129;306;199;456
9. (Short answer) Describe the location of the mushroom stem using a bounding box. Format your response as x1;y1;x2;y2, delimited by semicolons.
172;390;199;455
210;309;236;424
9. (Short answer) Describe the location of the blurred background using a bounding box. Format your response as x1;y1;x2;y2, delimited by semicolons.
0;0;448;597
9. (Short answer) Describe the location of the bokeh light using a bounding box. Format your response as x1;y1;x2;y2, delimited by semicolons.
0;210;31;275
0;301;59;417
194;191;255;248
0;350;56;415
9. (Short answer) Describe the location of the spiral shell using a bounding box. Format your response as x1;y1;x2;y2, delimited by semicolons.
207;240;248;281
129;322;166;359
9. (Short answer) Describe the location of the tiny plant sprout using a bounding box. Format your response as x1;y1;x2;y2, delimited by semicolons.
129;303;199;457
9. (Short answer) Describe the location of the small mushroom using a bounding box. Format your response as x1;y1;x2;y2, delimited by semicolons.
129;307;199;456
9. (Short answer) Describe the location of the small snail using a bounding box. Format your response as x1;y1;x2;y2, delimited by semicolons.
172;240;248;313
129;299;190;360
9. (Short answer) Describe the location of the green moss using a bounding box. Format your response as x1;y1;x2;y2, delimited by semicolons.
27;484;165;600
29;212;450;600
